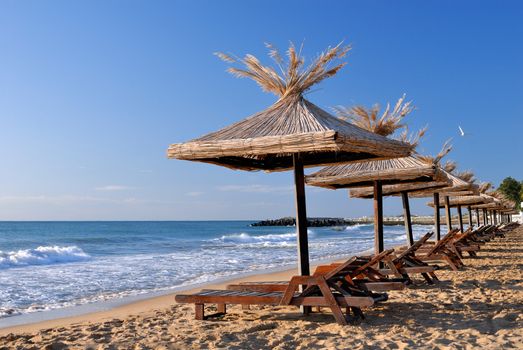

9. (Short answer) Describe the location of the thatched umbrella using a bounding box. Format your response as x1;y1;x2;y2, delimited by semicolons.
404;163;479;238
427;194;493;232
350;164;475;240
304;95;434;254
306;155;450;252
477;190;516;225
168;43;412;277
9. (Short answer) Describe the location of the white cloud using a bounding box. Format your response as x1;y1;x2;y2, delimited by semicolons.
0;195;117;204
186;191;204;197
216;184;293;193
95;185;133;191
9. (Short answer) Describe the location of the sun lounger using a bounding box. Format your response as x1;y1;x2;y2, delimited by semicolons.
176;273;388;325
228;249;407;295
383;232;439;284
412;229;464;271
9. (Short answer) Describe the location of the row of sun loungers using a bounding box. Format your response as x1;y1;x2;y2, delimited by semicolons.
175;223;519;325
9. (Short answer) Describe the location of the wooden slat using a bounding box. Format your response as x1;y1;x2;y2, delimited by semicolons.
379;266;434;275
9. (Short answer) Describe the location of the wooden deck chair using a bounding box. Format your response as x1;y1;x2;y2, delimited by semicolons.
175;274;387;325
450;228;481;258
472;225;499;242
382;232;439;284
228;249;407;295
413;229;464;271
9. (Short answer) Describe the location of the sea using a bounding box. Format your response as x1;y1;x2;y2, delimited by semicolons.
0;221;432;325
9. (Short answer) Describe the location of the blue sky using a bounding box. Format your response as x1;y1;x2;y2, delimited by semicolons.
0;1;521;220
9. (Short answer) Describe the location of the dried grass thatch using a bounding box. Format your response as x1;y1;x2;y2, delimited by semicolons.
401;169;478;197
427;194;493;208
168;43;413;171
455;170;476;184
333;94;427;148
416;141;453;165
478;182;493;194
333;94;413;136
443;160;457;173
215;42;350;99
305;156;448;190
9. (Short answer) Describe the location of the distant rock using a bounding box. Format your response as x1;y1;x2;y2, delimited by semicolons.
251;215;435;227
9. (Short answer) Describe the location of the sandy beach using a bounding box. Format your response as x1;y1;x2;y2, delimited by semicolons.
0;226;521;349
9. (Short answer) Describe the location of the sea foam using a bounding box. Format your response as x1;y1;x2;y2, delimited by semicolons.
219;232;295;244
0;245;91;269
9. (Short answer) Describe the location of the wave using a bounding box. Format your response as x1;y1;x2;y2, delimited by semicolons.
345;224;372;231
219;232;295;244
0;246;91;270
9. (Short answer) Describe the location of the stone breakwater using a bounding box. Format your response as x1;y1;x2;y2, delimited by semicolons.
251;216;437;227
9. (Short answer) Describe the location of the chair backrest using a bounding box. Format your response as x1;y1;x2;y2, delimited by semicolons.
453;227;474;244
347;249;395;277
395;231;434;260
424;229;459;256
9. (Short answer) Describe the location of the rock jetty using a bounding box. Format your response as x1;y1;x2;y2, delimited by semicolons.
252;215;435;227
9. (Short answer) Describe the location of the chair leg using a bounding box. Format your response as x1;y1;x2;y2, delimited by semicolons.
421;272;434;284
317;279;347;326
351;307;365;320
195;304;204;320
217;303;226;314
444;256;459;271
429;272;439;281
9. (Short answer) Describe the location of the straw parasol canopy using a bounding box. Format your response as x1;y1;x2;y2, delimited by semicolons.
168;44;412;172
407;170;478;198
305;95;437;248
306;155;448;189
427;194;493;208
167;43;413;278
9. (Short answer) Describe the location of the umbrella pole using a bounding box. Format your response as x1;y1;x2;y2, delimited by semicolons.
444;196;452;232
457;205;464;233
401;191;414;246
467;206;473;228
373;180;384;267
292;154;310;315
476;208;480;226
433;193;441;241
292;153;310;277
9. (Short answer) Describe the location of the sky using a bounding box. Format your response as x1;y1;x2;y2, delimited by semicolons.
0;1;522;220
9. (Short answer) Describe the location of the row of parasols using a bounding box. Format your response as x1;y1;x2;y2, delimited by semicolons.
166;43;518;276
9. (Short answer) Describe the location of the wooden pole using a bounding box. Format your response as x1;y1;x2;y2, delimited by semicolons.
467;206;473;228
293;154;309;277
457;205;464;233
293;154;311;315
475;208;480;226
444;195;452;231
401;191;414;246
433;193;441;241
373;180;384;258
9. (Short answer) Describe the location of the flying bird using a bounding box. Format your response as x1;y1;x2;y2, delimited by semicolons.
458;126;471;137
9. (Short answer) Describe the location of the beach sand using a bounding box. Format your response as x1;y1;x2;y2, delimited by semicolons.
0;226;522;349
